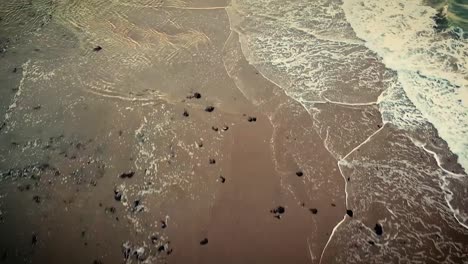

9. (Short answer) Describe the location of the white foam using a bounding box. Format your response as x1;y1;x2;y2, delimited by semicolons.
342;0;468;172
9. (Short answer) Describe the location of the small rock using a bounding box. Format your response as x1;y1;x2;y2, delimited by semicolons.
122;242;132;260
33;105;41;110
119;171;135;179
368;240;375;245
114;190;122;201
187;92;201;99
374;223;383;236
247;116;257;122
346;210;353;217
200;238;208;245
31;234;37;245
296;171;303;177
12;67;17;73
161;220;167;229
222;126;229;131
310;208;318;214
212;126;218;132
209;159;216;164
197;142;203;148
271;206;285;215
219;176;226;183
183;109;189;117
93;46;102;52
331;203;336;207
205;106;215;112
150;235;158;244
32;195;41;204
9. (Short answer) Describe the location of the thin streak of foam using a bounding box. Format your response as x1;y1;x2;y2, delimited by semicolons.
2;60;31;130
323;97;378;106
409;137;468;230
307;238;315;263
319;124;386;263
342;124;386;161
319;215;347;264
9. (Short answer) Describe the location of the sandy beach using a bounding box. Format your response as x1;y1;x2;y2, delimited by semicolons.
0;0;467;263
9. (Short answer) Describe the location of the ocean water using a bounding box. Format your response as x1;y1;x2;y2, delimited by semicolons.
342;0;468;173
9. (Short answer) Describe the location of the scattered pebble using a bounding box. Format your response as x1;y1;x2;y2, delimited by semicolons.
247;116;257;122
374;223;383;236
132;200;144;213
93;46;102;52
187;92;202;99
205;106;215;112
150;235;158;244
200;238;208;245
346;210;353;217
271;206;285;218
296;171;303;177
32;195;41;204
310;208;318;214
31;234;37;245
119;171;135;179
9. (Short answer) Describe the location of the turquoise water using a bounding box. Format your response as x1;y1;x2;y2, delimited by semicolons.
426;0;468;32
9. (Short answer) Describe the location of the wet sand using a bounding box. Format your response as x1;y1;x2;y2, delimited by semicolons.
0;0;467;263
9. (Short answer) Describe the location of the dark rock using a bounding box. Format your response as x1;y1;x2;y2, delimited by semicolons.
368;240;375;245
212;126;218;132
222;126;229;131
93;46;102;52
271;206;285;215
346;210;353;217
296;171;303;177
310;208;318;214
200;238;208;245
122;242;132;260
187;92;201;99
132;200;144;213
205;106;215;112
150;235;158;244
331;203;336;207
247;116;257;122
33;105;41;110
105;207;116;214
31;234;37;245
167;248;173;255
32;195;41;204
209;159;216;164
377;124;382;128
161;220;167;229
158;245;165;252
374;223;383;236
183;109;189;117
219;176;226;183
114;190;122;201
197;142;203;148
119;171;135;178
12;67;17;73
93;260;103;264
